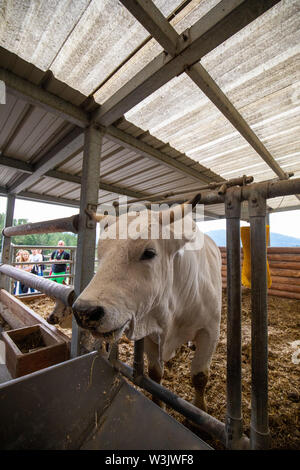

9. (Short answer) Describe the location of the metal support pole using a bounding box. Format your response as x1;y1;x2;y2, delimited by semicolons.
0;194;15;290
248;189;270;450
133;339;144;378
71;125;103;358
225;188;245;449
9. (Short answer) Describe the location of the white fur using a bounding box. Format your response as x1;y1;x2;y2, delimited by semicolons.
76;209;222;380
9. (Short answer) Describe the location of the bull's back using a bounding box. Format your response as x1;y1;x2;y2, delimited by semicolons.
173;230;221;308
203;233;222;282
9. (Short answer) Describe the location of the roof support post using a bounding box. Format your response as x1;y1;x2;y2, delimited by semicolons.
248;189;270;449
71;125;103;357
0;194;16;290
225;188;246;449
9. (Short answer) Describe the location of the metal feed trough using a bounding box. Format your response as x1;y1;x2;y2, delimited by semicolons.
0;351;211;450
0;176;299;450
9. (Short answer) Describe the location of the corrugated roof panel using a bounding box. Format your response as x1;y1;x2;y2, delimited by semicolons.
0;1;299;214
56;151;84;175
2;103;67;161
94;0;220;103
25;177;77;195
100;151;143;175
125;0;300;184
0;0;92;71
268;194;300;210
46;0;181;96
102;159;158;182
0;94;29;152
0;166;20;187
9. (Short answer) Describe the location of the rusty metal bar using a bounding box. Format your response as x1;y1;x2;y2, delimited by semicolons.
188;177;300;206
2;214;79;238
126;177;300;208
116;175;254;205
0;263;74;305
111;357;235;446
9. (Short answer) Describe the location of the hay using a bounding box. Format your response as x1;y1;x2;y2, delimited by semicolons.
20;291;300;450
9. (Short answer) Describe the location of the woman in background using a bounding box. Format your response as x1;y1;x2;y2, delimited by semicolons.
14;250;32;295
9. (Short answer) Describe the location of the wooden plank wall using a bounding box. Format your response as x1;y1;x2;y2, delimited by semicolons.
220;247;300;300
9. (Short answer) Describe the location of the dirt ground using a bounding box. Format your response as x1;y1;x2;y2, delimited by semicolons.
17;290;300;450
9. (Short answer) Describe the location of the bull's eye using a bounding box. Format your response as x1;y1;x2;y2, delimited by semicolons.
140;248;157;260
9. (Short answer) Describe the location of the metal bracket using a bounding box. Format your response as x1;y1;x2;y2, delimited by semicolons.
86;204;98;228
248;186;267;217
225;187;241;219
225;416;248;450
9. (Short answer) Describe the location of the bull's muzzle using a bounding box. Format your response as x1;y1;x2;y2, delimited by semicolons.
72;299;105;330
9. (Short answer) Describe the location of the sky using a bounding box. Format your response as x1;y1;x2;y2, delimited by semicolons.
0;196;300;239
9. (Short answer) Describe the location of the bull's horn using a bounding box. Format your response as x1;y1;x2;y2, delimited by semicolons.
85;209;110;222
159;193;201;224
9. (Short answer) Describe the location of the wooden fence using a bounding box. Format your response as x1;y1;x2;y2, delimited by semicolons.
220;246;300;300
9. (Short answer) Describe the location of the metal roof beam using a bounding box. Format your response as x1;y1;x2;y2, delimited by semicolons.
119;0;179;56
0;185;79;208
186;64;289;181
2;73;220;186
0;153;149;200
45;170;149;200
121;0;288;183
94;0;280;127
7;128;84;194
0;68;89;128
102;124;216;184
0;154;32;173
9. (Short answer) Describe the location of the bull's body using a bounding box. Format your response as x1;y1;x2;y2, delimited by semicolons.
49;208;222;410
153;232;221;363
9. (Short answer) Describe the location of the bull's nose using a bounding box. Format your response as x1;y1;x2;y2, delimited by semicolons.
72;299;106;329
87;306;105;322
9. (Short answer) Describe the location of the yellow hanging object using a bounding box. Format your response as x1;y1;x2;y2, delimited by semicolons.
241;225;272;289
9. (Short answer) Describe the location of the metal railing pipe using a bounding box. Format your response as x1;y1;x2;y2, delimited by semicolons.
111;357;234;446
248;192;270;450
11;261;73;266
0;263;74;305
180;177;300;207
225;188;244;449
133;339;144;378
2;214;79;237
11;244;77;250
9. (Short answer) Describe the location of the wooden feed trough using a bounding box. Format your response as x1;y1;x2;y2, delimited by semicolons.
2;324;68;378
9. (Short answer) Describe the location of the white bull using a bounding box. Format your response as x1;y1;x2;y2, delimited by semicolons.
71;202;222;411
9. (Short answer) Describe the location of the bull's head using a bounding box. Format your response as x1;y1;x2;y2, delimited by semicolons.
72;196;201;342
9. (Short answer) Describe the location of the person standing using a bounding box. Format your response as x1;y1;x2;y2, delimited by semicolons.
29;248;44;293
50;241;70;284
14;250;32;294
29;249;43;276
